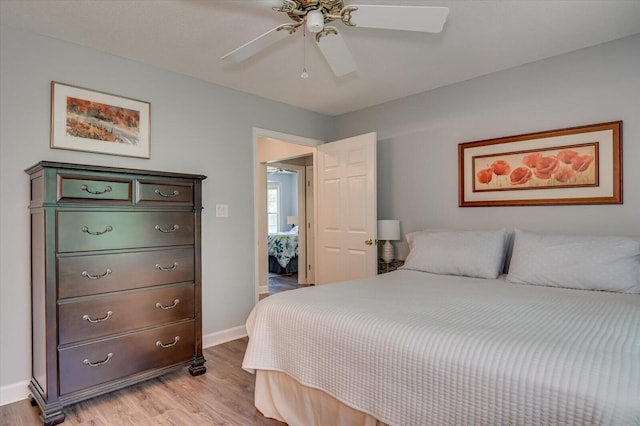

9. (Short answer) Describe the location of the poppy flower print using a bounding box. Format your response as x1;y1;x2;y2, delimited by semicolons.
522;153;542;168
533;156;559;179
490;160;511;176
473;143;597;192
462;122;620;206
476;168;493;184
571;155;595;172
553;167;575;183
557;150;579;164
510;167;532;185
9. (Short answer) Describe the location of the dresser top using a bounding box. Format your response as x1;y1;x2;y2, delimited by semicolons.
25;161;207;181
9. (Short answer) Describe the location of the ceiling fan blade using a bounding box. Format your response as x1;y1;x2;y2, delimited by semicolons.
221;25;292;62
315;30;357;77
348;5;449;33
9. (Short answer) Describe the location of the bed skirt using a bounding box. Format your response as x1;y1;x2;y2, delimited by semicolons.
268;255;298;274
255;370;387;426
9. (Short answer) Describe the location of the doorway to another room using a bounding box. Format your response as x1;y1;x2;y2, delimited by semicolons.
266;163;307;295
254;128;378;301
255;130;319;300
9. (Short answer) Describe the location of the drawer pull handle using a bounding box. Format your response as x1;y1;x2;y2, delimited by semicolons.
155;262;178;272
80;184;112;195
156;299;180;310
155;189;179;197
83;352;113;367
155;224;179;233
82;226;113;235
156;336;180;348
82;268;112;280
83;311;113;323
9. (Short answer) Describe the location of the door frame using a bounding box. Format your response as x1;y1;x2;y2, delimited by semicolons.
252;127;322;303
267;161;308;286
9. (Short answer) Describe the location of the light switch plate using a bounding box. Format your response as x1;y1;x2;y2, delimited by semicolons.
215;204;229;218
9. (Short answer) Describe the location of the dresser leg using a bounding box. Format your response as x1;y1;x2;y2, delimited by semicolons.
189;356;207;376
29;389;65;426
41;411;65;426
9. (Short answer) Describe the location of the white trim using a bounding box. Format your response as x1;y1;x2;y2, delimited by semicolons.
268;161;308;284
0;380;30;406
253;127;323;305
202;325;247;349
259;285;269;294
253;127;322;148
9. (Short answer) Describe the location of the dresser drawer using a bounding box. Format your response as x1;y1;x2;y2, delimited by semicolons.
57;211;194;252
138;181;193;205
59;321;194;395
58;247;194;299
59;283;194;345
58;175;132;202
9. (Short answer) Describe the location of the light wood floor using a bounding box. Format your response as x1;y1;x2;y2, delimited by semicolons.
0;338;285;426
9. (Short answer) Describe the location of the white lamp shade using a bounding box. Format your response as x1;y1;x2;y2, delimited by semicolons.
287;216;298;225
377;220;400;241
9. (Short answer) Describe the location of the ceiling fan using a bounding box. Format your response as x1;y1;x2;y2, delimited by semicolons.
221;0;449;77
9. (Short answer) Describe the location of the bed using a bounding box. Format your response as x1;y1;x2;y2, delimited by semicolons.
268;230;299;274
244;229;640;426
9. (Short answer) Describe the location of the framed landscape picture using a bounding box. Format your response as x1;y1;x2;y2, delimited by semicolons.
458;121;622;206
51;81;150;158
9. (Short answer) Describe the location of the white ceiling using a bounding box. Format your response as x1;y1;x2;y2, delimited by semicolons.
2;0;639;116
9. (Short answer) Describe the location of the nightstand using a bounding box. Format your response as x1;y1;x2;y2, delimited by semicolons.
378;259;404;274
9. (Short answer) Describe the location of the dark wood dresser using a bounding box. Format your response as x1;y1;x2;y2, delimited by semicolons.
25;161;207;426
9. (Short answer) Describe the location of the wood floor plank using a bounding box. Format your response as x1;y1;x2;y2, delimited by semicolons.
0;338;284;425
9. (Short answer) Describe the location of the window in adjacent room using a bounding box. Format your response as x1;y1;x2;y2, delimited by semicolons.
267;182;281;233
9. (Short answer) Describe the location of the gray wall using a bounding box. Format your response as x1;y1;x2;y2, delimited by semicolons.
332;34;640;258
0;26;332;393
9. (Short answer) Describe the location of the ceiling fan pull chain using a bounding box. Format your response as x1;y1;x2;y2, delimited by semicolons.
301;25;309;79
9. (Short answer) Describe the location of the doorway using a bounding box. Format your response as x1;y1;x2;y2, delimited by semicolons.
253;128;321;301
266;161;311;295
253;128;378;301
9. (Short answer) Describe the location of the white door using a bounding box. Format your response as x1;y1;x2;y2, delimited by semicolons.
316;132;377;284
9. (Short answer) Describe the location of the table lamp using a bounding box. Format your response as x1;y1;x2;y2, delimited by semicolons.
377;220;400;263
287;215;298;230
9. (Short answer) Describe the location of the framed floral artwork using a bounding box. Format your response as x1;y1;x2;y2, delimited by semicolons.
458;121;622;207
51;81;150;158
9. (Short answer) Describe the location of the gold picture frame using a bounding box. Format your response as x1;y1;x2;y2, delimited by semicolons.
51;81;150;158
458;121;622;207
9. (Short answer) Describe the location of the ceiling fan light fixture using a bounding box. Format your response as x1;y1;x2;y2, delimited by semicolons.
222;2;450;78
306;10;324;33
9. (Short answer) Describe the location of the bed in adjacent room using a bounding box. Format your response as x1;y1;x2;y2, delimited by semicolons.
244;229;640;426
268;229;299;274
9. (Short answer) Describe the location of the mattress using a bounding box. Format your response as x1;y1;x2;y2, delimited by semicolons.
243;270;640;425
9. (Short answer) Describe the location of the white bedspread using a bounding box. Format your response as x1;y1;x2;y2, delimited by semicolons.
243;270;640;426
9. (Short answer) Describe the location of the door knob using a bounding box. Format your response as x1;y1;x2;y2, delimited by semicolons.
364;239;374;246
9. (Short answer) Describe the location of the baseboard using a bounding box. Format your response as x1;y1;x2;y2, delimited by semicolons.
1;326;249;407
0;380;30;406
202;325;247;349
259;285;268;294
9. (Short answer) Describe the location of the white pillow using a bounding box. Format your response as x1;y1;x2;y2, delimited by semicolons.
506;229;640;293
402;229;508;279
